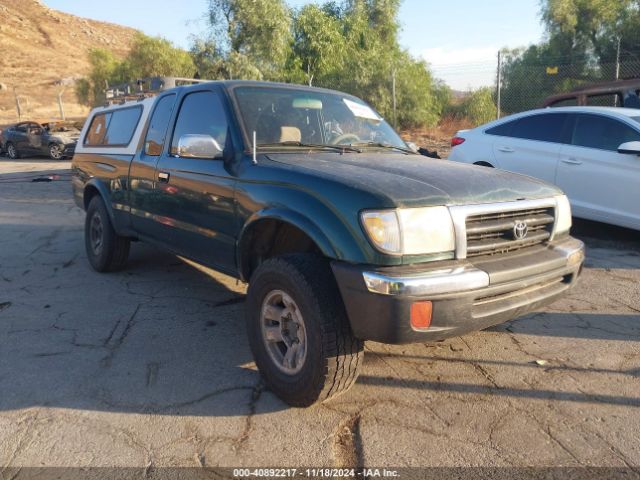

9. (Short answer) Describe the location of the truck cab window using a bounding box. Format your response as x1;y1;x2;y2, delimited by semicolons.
170;91;228;156
144;94;176;156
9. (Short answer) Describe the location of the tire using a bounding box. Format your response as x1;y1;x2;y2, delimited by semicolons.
246;254;364;407
49;143;63;160
84;196;130;272
6;142;19;159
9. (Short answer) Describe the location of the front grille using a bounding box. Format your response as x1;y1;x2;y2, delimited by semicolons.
465;207;555;257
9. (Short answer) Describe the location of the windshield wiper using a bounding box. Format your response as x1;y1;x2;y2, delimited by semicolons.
351;141;417;154
258;141;362;153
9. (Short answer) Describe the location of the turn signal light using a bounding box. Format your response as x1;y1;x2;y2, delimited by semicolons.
410;301;432;330
451;136;466;147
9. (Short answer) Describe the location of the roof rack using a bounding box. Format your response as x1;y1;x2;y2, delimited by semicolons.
104;76;210;105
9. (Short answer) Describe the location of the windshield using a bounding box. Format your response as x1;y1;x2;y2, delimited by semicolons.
632;116;640;126
232;86;408;151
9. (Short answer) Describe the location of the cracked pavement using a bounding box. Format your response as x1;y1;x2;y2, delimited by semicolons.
0;159;639;472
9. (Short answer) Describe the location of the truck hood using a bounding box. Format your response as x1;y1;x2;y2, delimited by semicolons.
266;153;562;207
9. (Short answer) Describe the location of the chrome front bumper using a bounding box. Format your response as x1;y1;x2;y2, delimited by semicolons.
362;237;585;296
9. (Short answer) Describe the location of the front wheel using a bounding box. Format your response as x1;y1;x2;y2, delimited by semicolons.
49;143;63;160
84;196;130;272
246;254;364;407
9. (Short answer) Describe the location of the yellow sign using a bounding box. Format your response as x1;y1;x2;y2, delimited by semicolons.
546;66;559;75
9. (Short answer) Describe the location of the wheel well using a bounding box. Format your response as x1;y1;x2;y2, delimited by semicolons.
474;161;494;168
240;219;322;281
83;185;100;210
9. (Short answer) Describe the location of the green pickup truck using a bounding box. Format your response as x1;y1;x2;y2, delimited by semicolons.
71;80;584;406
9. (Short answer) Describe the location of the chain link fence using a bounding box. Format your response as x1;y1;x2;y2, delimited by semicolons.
496;53;640;117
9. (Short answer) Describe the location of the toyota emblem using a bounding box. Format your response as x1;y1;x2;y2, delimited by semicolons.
513;221;528;240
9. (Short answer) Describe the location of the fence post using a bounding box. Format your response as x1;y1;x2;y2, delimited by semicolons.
14;88;21;121
57;91;66;120
496;50;502;119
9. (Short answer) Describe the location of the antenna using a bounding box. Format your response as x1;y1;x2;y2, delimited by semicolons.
252;131;257;164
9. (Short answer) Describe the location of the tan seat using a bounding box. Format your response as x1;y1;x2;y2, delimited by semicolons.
279;126;301;143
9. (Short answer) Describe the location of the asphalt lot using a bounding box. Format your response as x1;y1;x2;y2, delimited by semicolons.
0;158;639;474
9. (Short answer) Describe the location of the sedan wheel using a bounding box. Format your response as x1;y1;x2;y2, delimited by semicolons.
49;144;63;160
6;143;18;159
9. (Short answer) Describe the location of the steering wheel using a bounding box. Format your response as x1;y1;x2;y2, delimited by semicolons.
330;133;361;145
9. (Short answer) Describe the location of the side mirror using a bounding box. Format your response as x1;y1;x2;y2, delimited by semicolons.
617;141;640;155
176;134;223;159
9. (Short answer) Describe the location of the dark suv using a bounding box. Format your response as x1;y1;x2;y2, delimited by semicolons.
71;80;584;406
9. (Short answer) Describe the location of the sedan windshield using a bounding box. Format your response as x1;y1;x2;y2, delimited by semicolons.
232;86;409;152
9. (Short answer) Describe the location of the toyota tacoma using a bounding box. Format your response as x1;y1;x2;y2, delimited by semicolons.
71;80;584;406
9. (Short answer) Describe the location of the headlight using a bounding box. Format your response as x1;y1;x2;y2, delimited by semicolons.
361;206;455;255
554;195;572;237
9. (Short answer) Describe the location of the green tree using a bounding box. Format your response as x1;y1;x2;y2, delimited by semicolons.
195;0;443;128
205;0;292;79
75;47;122;106
289;4;345;86
123;33;195;79
541;0;633;62
445;87;497;126
318;0;439;127
76;33;196;106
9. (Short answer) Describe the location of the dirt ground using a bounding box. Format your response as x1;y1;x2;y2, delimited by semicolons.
1;158;639;477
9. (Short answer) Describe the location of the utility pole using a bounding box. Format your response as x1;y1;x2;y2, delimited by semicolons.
496;50;502;120
615;36;621;80
615;36;621;106
392;69;397;129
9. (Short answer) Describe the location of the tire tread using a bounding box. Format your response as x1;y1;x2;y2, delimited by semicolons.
85;196;130;272
247;254;363;406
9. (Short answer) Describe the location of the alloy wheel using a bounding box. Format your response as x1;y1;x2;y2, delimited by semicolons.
260;289;308;375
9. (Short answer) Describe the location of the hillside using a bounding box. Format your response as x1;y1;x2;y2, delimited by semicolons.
0;0;137;123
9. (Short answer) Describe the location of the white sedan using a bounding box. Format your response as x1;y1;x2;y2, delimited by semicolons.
449;106;640;231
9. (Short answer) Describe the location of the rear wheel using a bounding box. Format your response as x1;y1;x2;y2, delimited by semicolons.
246;254;364;407
6;142;19;159
84;196;130;272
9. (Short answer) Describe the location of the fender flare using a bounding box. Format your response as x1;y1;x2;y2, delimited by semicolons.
83;178;117;226
236;208;340;281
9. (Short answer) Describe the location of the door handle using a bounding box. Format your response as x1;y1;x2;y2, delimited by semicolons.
561;158;582;165
158;171;170;183
497;146;515;153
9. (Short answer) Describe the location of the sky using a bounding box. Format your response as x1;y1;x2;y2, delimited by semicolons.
44;0;545;90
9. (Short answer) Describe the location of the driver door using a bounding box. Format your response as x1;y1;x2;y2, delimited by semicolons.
27;123;43;152
146;87;238;272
